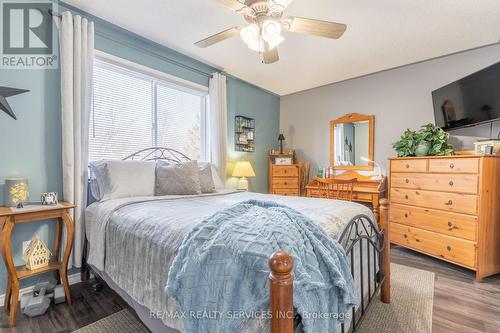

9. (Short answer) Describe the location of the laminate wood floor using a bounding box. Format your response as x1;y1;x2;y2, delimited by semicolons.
2;245;500;333
391;246;500;333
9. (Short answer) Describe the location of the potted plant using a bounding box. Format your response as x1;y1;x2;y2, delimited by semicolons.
392;129;419;157
393;123;454;157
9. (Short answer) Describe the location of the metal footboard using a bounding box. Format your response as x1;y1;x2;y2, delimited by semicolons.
338;214;385;333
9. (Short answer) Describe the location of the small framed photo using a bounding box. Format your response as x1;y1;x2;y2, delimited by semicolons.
41;192;58;205
484;146;493;155
275;157;293;165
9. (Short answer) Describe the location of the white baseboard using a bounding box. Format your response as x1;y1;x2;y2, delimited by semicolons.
0;272;82;305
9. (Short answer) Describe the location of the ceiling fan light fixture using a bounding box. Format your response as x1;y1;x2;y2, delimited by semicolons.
262;19;282;42
240;23;260;46
267;35;284;49
247;37;265;52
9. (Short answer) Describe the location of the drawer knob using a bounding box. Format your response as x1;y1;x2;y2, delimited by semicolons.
284;170;287;174
284;182;287;185
447;245;452;251
404;213;408;218
405;195;409;200
403;234;408;239
447;221;453;227
449;163;455;169
445;200;453;206
449;180;454;186
406;164;410;168
405;178;409;183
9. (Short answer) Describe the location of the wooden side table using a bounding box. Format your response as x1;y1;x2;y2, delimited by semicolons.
0;202;75;327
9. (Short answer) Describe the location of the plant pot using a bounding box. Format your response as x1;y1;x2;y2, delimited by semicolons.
415;141;431;156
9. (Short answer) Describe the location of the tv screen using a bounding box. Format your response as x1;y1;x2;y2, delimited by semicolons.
432;61;500;131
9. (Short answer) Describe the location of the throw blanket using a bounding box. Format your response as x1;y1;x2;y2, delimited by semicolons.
166;200;358;333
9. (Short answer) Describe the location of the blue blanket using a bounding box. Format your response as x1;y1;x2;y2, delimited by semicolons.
166;200;358;333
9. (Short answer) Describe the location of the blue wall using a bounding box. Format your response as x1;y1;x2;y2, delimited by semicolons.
0;2;280;294
226;78;280;192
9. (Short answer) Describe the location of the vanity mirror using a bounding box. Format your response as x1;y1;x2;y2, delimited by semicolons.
330;113;374;170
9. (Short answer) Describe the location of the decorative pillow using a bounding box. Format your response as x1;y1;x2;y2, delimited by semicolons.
155;160;202;195
89;160;156;201
198;163;216;193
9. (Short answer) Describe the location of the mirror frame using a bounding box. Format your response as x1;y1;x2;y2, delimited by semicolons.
329;113;375;171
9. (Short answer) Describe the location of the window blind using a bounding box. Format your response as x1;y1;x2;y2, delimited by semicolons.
89;58;207;162
157;83;204;160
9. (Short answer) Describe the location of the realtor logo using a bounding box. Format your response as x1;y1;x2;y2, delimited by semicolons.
1;0;58;69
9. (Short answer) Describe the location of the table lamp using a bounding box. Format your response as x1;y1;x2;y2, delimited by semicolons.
5;178;29;208
278;130;285;154
232;161;255;191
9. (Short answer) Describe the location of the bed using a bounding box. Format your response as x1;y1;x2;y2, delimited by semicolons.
81;148;391;333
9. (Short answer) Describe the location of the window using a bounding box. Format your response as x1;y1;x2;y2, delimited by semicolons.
89;56;208;162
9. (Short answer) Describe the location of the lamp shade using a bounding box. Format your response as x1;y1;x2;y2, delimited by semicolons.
5;178;29;207
232;161;255;178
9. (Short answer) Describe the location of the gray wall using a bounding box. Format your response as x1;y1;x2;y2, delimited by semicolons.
280;43;500;176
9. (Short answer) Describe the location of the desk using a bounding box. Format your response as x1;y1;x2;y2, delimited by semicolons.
306;171;386;221
0;202;74;327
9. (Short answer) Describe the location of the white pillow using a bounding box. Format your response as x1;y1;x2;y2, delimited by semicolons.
90;160;156;201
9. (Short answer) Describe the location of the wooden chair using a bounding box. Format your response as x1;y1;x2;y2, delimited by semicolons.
315;177;357;201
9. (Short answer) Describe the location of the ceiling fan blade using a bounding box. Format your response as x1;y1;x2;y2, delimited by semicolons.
216;0;246;12
194;27;241;48
286;17;346;39
263;42;279;64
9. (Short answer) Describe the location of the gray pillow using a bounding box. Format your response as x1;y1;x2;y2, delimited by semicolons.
198;162;216;193
155;160;202;195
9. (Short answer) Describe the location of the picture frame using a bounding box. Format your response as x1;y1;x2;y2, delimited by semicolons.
275;157;293;165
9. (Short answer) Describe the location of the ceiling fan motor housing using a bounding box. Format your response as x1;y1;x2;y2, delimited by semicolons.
243;1;284;24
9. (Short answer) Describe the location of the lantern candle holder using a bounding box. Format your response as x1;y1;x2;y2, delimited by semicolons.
5;178;29;208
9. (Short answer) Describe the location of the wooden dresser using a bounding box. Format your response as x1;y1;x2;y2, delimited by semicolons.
389;155;500;281
268;150;301;196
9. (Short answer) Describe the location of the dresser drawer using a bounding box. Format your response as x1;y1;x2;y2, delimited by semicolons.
391;173;479;194
391;159;427;173
272;178;299;189
272;165;299;177
391;223;476;268
428;158;479;174
390;204;477;241
390;188;478;215
272;189;300;196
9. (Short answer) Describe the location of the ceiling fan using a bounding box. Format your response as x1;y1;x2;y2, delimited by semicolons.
194;0;347;64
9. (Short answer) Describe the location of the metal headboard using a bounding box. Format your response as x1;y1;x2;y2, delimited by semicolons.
122;147;191;163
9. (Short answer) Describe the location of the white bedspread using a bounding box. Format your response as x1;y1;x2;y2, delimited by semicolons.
85;190;375;331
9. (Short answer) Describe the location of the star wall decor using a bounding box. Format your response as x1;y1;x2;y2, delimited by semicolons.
0;86;30;120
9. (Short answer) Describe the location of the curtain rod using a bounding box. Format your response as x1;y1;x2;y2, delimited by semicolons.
48;9;61;18
48;9;215;79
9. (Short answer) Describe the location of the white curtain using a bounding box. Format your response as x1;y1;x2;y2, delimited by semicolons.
209;73;228;181
60;12;94;267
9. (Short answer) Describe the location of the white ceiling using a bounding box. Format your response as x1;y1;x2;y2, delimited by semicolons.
64;0;500;96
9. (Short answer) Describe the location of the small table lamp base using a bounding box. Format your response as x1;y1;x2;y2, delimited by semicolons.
237;177;249;191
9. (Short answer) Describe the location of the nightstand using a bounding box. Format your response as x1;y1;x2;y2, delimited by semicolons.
0;202;75;327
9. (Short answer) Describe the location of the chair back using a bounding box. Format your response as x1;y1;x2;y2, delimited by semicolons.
315;177;357;201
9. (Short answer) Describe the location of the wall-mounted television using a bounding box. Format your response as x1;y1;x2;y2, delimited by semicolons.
432;61;500;131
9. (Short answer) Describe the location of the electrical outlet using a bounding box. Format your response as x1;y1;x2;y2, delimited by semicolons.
22;240;31;255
